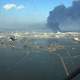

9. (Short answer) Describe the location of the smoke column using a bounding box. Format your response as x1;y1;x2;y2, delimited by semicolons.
47;0;80;32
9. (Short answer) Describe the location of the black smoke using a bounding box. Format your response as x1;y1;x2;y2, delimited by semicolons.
47;0;80;32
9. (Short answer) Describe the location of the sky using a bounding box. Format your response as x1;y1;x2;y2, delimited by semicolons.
0;0;73;31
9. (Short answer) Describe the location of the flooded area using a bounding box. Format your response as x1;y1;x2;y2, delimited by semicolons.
0;32;80;80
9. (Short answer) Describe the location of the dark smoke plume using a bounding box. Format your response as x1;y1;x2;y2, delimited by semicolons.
47;0;80;32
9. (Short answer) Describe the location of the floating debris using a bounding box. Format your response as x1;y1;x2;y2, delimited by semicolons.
9;35;16;41
73;37;80;42
0;32;79;50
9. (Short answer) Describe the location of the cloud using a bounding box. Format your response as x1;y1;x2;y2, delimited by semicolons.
16;5;25;10
3;3;16;11
3;3;25;11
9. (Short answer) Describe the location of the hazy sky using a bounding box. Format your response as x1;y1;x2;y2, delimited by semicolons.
0;0;73;24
